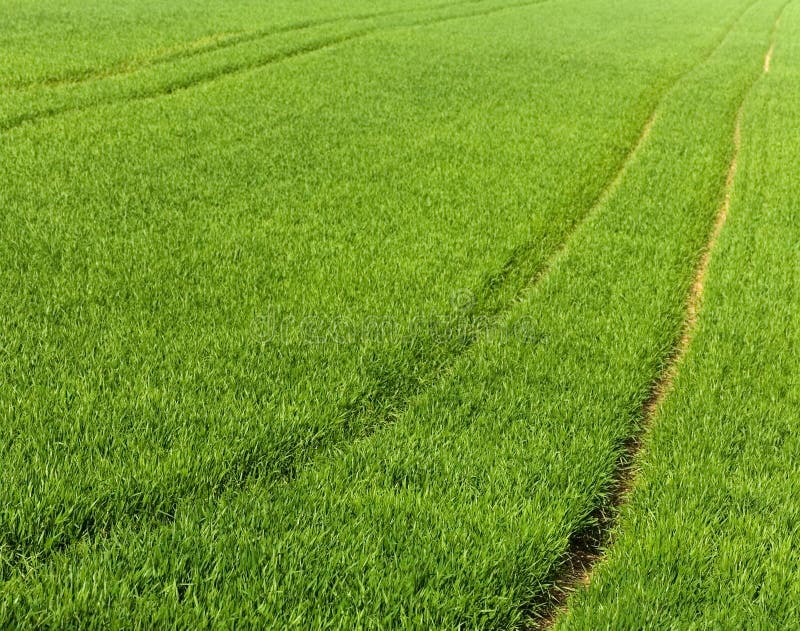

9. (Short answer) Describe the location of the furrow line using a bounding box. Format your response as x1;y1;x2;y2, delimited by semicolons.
764;43;775;71
14;0;488;90
0;0;553;135
535;6;787;628
340;0;761;452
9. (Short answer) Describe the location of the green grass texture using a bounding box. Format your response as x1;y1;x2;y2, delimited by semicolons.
1;0;797;627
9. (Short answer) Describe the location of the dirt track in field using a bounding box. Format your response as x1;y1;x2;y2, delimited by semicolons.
534;17;783;630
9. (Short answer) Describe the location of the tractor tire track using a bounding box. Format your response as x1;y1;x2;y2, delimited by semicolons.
14;0;490;91
340;0;760;446
0;0;553;134
535;4;788;628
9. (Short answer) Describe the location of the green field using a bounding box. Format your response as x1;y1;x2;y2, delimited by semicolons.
1;0;798;627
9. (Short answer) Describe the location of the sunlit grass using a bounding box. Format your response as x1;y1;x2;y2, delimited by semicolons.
0;0;795;627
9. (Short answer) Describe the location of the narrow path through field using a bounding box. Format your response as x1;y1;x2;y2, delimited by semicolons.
0;0;552;133
536;6;787;628
337;0;757;463
764;44;775;71
18;0;492;90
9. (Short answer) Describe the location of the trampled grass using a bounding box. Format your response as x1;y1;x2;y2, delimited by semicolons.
1;0;798;627
557;3;800;628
